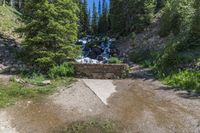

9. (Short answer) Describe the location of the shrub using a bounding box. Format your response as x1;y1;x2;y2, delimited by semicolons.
190;0;200;42
48;62;74;79
159;1;172;37
159;0;194;37
129;49;159;67
108;57;122;64
155;33;200;77
164;70;200;92
19;0;80;71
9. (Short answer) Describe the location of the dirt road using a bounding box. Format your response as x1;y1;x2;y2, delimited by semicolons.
0;78;200;133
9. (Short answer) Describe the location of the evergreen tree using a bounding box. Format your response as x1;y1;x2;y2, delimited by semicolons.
77;0;84;37
98;0;101;16
88;8;92;34
19;0;80;71
110;0;125;35
190;0;200;43
77;0;89;36
91;1;98;35
159;0;194;37
98;0;109;35
110;0;156;36
82;0;89;34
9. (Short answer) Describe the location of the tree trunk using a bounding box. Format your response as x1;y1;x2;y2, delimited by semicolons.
10;0;15;7
19;0;22;9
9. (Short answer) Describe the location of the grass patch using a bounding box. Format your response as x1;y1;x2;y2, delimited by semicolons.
64;119;118;133
0;5;22;36
108;57;122;64
129;35;200;93
48;63;75;79
163;70;200;93
0;74;74;108
129;48;159;68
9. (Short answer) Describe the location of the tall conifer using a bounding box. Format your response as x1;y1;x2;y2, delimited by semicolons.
19;0;80;71
92;1;98;35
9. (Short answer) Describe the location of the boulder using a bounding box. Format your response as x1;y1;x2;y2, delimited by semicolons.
42;80;51;85
88;51;97;59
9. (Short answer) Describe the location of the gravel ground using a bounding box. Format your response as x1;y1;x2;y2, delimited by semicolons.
0;78;200;133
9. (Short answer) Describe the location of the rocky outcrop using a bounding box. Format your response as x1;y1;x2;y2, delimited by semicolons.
0;35;25;73
115;14;170;57
133;15;170;51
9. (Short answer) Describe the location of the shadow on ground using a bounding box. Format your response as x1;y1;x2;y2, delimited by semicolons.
129;65;200;99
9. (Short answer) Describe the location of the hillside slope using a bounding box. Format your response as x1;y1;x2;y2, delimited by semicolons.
0;6;23;73
0;6;22;39
116;12;200;93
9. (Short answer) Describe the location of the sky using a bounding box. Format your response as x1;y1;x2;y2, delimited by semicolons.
87;0;109;12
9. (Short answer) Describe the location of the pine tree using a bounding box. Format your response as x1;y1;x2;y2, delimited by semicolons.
98;0;101;16
19;0;80;71
190;0;200;43
77;0;89;36
110;0;126;35
98;0;109;35
110;0;156;36
82;0;89;34
91;1;98;35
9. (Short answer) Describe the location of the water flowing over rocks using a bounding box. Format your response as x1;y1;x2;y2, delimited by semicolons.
75;36;119;64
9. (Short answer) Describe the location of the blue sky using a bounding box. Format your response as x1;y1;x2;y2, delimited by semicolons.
87;0;109;12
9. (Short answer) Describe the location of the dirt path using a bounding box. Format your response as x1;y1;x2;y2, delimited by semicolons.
0;78;200;133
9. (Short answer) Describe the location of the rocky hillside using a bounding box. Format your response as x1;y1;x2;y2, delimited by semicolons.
0;6;22;41
0;6;24;73
133;14;169;51
0;35;24;73
115;13;170;63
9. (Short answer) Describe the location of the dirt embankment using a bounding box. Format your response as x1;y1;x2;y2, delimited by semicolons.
115;14;170;62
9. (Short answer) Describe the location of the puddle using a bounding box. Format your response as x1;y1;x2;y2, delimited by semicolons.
1;79;200;133
105;80;200;133
7;97;69;133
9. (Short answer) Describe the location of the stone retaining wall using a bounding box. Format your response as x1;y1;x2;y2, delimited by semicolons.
73;64;129;79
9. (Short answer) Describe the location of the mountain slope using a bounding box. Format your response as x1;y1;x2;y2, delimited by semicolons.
0;6;22;38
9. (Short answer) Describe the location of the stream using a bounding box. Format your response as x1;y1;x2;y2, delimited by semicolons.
75;36;119;64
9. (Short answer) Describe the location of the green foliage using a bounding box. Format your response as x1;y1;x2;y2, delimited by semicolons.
110;0;156;35
130;0;200;93
0;5;22;36
64;119;116;133
159;0;194;37
159;2;172;37
129;49;159;67
48;62;74;79
190;0;200;43
91;1;98;35
19;0;80;72
108;57;122;64
164;70;200;92
78;0;90;36
98;0;109;35
0;81;36;107
19;73;46;86
156;0;166;10
0;74;74;108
